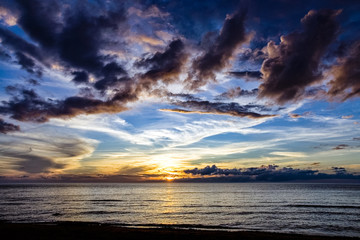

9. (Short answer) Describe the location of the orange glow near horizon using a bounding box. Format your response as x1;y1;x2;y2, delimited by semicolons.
165;176;175;181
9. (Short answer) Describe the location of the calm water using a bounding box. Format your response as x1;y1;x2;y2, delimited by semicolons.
0;183;359;237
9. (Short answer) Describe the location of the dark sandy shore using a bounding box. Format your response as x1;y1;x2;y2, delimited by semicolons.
0;222;359;240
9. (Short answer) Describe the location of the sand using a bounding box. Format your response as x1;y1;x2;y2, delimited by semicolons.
0;222;359;240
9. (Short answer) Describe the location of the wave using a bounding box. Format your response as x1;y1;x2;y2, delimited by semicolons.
287;204;360;209
89;199;125;202
79;211;131;215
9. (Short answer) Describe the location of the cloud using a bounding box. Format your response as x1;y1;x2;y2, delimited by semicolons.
15;51;42;76
238;47;267;65
228;71;262;80
0;118;20;134
27;79;40;86
183;164;360;182
0;6;17;26
259;10;341;104
161;100;277;119
71;71;89;85
0;47;11;61
128;34;165;47
289;113;302;119
0;87;128;123
8;0;130;90
128;5;170;19
332;144;349;150
94;62;128;91
332;167;347;175
328;41;360;100
215;87;258;100
0;27;45;64
14;154;65;174
15;0;62;49
166;92;201;101
187;8;248;90
0;131;97;174
135;39;187;84
270;151;307;158
342;115;354;119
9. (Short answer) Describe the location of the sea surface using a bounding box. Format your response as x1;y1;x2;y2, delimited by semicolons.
0;183;359;237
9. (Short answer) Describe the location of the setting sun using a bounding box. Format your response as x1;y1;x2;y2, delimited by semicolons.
165;176;175;181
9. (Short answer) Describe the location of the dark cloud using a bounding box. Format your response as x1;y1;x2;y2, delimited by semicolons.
27;79;40;86
136;39;187;84
162;100;277;119
332;167;347;175
94;62;129;91
304;86;327;100
0;4;139;125
0;48;11;61
187;8;247;90
0;87;127;123
238;48;267;65
332;144;349;150
0;1;359;133
228;71;262;80
94;76;130;92
215;87;258;100
0;27;45;64
8;0;128;83
166;93;201;101
143;0;241;40
353;137;360;141
72;71;89;85
183;165;360;182
0;118;20;134
58;9;127;75
15;0;62;49
259;10;341;104
78;87;95;98
15;51;42;76
101;61;127;77
328;41;360;100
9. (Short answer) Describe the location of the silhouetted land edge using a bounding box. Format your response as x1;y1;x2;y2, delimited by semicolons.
1;222;359;240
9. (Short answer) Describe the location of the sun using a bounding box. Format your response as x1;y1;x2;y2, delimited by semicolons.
165;176;175;181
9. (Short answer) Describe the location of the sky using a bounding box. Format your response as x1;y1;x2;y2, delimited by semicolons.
0;0;359;182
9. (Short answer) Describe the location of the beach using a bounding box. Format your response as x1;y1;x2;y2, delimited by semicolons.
1;222;359;240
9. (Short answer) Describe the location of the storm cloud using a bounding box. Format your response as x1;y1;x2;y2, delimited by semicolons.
0;0;129;89
328;41;360;100
187;8;248;90
259;10;340;104
136;39;187;83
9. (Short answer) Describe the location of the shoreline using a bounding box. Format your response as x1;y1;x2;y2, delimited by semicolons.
1;222;359;240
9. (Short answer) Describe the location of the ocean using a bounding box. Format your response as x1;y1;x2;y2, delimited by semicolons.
0;183;359;237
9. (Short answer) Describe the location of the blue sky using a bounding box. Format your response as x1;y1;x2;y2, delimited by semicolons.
0;0;359;182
